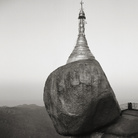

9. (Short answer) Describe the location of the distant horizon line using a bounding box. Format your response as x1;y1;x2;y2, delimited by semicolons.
0;99;44;107
0;99;137;108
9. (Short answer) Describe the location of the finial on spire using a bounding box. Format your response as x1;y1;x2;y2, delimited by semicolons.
80;0;84;10
79;0;86;19
79;0;86;35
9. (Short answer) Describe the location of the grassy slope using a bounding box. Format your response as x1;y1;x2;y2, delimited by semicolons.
0;105;65;138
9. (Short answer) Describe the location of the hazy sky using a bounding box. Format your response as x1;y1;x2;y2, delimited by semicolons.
1;0;138;106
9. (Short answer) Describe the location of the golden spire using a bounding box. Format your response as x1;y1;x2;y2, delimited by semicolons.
67;1;95;64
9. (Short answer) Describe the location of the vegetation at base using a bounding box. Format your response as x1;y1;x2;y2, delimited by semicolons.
0;104;64;138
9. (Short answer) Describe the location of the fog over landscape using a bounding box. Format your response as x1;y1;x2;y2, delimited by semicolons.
1;0;138;106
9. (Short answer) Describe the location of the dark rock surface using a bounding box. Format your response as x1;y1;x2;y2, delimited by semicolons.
89;109;138;138
44;59;120;136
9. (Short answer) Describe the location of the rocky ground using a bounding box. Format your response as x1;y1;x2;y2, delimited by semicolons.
89;109;138;138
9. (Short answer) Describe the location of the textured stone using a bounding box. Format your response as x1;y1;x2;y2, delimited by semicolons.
81;109;138;138
102;110;138;138
44;59;120;136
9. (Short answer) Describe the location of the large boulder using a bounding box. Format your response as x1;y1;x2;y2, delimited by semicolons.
44;59;120;136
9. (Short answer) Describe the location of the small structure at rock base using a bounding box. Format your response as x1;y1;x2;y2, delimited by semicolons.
128;102;132;110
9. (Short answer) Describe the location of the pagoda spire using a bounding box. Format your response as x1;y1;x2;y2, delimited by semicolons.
67;1;95;64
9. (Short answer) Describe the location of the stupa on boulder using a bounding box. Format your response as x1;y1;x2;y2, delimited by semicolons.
44;1;120;136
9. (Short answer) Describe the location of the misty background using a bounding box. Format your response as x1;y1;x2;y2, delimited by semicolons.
1;0;138;106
